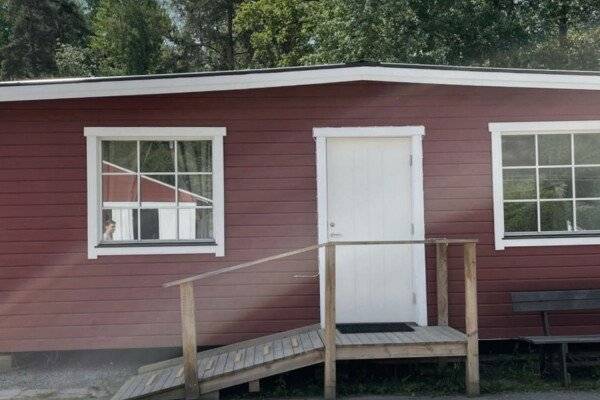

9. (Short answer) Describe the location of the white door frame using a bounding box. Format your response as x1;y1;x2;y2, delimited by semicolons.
313;126;427;326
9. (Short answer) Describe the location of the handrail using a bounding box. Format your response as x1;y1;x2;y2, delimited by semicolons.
330;238;478;246
163;243;325;288
162;238;478;288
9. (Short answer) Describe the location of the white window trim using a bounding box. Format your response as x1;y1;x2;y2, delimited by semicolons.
84;127;226;259
489;120;600;250
313;126;427;326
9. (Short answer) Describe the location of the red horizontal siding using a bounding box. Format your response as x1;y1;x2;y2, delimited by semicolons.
2;81;600;352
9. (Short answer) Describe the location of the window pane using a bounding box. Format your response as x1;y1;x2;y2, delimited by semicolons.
503;169;536;200
102;141;137;172
140;141;175;172
102;208;137;241
179;175;212;206
575;167;600;198
502;135;535;166
575;133;600;164
504;202;537;233
539;168;572;198
102;175;137;203
538;134;571;165
540;201;573;231
178;141;212;173
576;200;600;231
141;175;175;205
179;208;213;240
139;209;177;240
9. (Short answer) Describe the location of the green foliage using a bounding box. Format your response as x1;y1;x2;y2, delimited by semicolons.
55;43;95;77
234;0;312;68
0;1;10;51
171;0;246;70
300;0;418;64
226;355;600;398
90;0;171;75
4;0;600;80
0;0;88;80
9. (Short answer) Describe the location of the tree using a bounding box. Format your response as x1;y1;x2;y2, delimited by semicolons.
507;0;600;70
234;0;313;68
0;0;88;80
0;1;10;51
90;0;171;75
172;0;248;70
300;0;426;65
405;0;530;66
55;43;95;77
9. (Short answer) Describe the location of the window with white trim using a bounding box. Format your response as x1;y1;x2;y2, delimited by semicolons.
85;128;225;258
490;121;600;249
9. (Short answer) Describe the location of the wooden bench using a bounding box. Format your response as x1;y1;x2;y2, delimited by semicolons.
511;289;600;385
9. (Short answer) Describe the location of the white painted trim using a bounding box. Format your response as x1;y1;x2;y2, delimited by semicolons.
490;129;506;250
314;126;427;326
86;127;226;259
94;245;221;257
490;120;600;250
315;136;328;325
489;120;600;135
7;65;600;102
410;133;427;325
313;126;425;138
84;127;226;138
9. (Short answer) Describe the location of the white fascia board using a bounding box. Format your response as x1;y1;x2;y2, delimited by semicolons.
6;66;600;102
364;66;600;90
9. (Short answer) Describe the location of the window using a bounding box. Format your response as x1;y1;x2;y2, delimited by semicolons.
490;121;600;249
85;128;225;258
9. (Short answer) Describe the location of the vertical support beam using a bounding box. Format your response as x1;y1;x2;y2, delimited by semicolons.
0;354;12;372
180;282;200;400
464;242;480;396
436;242;449;326
248;380;260;393
324;244;337;400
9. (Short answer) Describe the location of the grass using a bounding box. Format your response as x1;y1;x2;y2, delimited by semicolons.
222;350;600;399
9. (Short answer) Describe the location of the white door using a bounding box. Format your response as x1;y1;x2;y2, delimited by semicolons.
326;137;416;323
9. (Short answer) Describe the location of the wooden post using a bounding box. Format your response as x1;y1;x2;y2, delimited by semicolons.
464;242;480;396
436;242;449;326
324;244;336;400
180;282;200;400
248;380;260;393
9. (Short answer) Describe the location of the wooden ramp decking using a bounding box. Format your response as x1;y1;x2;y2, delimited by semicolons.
111;324;468;400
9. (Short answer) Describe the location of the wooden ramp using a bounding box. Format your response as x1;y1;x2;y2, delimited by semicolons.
111;324;467;400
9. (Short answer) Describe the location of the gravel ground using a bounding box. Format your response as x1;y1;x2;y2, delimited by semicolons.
0;349;178;400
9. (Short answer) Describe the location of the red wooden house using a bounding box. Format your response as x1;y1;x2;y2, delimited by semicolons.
2;62;600;357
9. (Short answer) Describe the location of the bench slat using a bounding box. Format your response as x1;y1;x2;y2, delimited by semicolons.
521;335;600;344
511;289;600;312
513;299;600;312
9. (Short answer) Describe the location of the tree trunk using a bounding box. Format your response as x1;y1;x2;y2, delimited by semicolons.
558;1;569;47
226;0;235;69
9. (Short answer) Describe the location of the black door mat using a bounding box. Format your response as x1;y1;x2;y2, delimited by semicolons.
336;322;414;334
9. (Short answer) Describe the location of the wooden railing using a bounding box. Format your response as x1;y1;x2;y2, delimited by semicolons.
163;238;479;399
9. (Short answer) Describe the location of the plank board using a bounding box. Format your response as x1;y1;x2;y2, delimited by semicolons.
111;324;467;400
521;335;600;344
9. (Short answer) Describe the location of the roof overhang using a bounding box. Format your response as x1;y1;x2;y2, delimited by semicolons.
4;63;600;102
